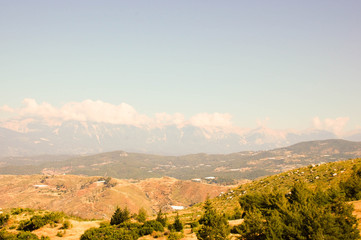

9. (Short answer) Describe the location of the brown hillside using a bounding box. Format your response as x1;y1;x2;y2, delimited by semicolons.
0;175;230;219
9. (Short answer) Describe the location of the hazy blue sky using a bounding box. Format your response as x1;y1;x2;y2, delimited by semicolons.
1;1;360;132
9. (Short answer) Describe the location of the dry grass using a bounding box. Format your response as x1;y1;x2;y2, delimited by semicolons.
31;219;100;239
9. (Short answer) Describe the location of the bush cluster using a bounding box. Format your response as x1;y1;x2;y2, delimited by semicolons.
0;214;10;227
0;230;49;240
81;207;169;240
17;212;65;231
237;183;360;240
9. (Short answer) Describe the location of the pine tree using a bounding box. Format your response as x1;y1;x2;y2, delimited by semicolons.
173;212;183;232
197;197;230;240
238;208;266;240
110;206;130;225
136;207;147;223
340;165;361;200
156;209;168;227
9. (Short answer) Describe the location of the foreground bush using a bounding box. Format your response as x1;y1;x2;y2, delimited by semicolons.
0;214;10;227
167;231;183;240
17;215;48;231
80;226;137;240
143;220;164;232
238;183;360;240
341;165;361;200
80;208;166;240
0;230;44;240
17;212;65;231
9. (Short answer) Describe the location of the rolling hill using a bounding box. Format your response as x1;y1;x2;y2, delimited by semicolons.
1;139;360;181
0;175;230;220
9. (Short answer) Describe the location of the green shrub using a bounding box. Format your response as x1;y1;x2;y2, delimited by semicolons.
143;220;164;232
80;226;137;240
16;231;40;240
11;208;33;215
190;221;199;229
9;225;16;230
17;215;47;231
61;220;71;229
139;226;154;236
340;165;361;200
17;211;65;232
49;222;57;228
56;230;66;237
44;212;64;223
0;214;10;227
167;231;183;240
118;222;141;236
238;183;360;240
0;230;17;240
229;206;242;220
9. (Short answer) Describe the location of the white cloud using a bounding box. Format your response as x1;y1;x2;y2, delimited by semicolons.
256;117;270;128
189;113;233;128
0;104;14;113
188;112;242;134
312;116;349;136
153;112;185;128
5;99;151;127
0;99;238;133
59;100;151;126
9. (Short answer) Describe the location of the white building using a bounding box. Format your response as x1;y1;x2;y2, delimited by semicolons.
171;206;185;210
204;176;215;180
191;178;202;182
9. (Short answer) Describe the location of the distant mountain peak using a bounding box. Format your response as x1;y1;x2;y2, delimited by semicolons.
0;119;360;156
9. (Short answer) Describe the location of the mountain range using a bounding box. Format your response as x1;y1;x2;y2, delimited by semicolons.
1;119;361;156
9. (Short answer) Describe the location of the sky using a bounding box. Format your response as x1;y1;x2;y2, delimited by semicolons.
1;1;361;135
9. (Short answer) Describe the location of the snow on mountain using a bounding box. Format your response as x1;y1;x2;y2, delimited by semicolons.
0;119;358;157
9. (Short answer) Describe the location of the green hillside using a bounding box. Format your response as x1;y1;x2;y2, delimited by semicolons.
199;158;361;215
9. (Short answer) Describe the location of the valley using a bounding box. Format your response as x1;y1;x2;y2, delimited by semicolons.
1;139;361;181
